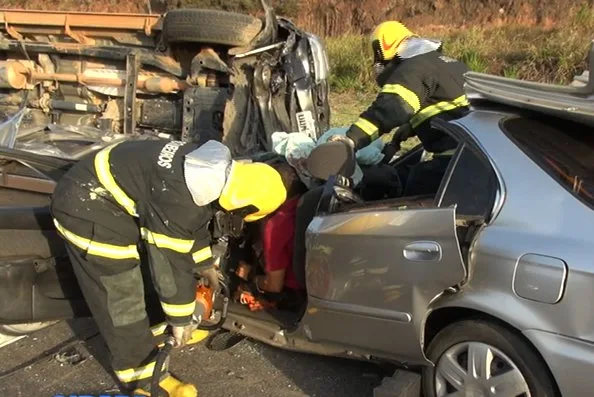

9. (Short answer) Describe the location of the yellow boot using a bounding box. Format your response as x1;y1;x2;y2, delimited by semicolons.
157;329;209;348
134;374;198;397
186;329;209;345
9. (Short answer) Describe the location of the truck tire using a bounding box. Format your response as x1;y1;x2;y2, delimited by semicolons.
163;9;263;47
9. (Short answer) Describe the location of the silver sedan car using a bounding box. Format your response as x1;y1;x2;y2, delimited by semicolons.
293;67;594;396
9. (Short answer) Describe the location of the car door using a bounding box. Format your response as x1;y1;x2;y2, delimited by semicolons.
299;199;467;365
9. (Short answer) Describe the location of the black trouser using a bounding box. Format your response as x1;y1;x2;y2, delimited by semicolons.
51;184;167;391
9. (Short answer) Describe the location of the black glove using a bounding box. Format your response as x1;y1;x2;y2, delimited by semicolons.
392;123;415;145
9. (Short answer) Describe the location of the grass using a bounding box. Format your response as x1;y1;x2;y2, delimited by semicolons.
328;91;375;128
323;4;594;94
324;8;594;151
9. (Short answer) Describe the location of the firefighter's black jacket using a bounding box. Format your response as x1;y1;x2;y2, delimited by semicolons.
53;140;214;326
347;50;470;152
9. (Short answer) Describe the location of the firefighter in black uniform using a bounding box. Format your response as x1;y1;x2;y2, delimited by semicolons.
309;20;470;185
50;139;288;397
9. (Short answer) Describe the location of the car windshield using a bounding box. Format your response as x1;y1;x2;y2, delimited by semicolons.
502;116;594;208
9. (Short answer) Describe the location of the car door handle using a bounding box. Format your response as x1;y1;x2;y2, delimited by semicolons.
403;241;442;262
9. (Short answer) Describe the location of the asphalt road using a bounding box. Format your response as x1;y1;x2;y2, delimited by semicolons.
0;319;389;397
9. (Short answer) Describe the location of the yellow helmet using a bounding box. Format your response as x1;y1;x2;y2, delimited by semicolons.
371;21;416;63
218;161;287;222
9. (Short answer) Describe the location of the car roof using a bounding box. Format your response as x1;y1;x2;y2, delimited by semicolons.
461;39;594;128
462;40;594;128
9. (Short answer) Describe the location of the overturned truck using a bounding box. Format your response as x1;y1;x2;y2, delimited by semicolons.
0;2;330;166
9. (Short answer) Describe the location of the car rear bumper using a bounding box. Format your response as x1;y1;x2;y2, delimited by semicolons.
524;329;594;396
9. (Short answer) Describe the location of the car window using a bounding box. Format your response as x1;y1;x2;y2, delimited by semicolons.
438;144;498;219
502;116;594;209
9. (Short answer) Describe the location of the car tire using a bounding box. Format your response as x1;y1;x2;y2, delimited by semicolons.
423;319;559;397
0;321;59;336
163;9;263;47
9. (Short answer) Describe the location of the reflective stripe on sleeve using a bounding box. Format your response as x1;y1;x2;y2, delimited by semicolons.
94;143;138;217
410;95;470;128
161;301;196;317
381;84;422;113
53;219;139;260
192;246;212;264
114;361;156;383
353;117;379;139
150;322;167;337
140;227;194;253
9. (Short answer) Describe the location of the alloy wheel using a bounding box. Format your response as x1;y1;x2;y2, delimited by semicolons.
435;341;531;397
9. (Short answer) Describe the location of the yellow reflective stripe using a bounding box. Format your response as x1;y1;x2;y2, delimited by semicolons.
161;301;196;317
94;143;138;217
410;95;470;128
354;117;379;139
150;322;167;337
114;361;156;383
192;246;212;264
140;227;194;253
381;84;421;113
53;219;139;260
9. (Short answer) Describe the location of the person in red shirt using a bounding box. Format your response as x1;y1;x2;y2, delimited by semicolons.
235;161;308;311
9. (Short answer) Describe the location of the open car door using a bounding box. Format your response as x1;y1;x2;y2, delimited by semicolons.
297;117;501;364
299;201;467;365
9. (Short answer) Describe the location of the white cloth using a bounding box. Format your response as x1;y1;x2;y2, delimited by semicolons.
398;37;442;59
183;140;232;206
271;128;387;187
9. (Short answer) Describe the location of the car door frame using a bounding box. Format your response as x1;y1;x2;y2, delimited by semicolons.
297;119;498;364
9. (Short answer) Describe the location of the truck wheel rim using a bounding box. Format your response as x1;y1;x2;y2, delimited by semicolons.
435;341;531;397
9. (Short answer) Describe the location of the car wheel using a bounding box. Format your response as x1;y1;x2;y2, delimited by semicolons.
163;9;263;47
423;320;559;397
0;321;59;336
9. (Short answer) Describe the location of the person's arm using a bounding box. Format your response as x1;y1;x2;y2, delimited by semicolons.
142;193;214;327
255;271;286;293
346;68;437;150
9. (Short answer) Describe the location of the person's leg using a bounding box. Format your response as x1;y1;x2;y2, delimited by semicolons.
65;243;161;389
292;186;325;289
53;208;161;392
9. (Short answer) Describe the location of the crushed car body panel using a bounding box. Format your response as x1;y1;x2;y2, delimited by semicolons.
0;5;330;160
300;205;466;365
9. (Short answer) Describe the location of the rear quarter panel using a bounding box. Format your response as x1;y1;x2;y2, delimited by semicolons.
430;112;594;343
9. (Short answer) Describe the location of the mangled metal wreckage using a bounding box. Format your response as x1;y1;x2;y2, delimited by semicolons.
0;2;330;194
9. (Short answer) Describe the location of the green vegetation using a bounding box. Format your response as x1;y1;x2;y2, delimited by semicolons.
324;6;594;93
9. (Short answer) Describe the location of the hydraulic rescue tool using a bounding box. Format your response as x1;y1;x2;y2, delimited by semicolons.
150;276;230;397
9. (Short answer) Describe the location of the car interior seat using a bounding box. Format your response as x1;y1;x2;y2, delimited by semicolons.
306;140;356;182
403;152;453;197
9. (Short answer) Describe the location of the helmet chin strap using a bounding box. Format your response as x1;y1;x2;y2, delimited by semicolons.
373;62;385;77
